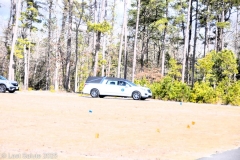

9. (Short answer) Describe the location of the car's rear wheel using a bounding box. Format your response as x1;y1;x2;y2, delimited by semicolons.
90;88;99;98
132;91;141;100
0;84;6;93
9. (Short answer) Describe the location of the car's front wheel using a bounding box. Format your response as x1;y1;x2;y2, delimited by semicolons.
9;90;15;93
90;88;99;98
0;84;6;93
132;91;141;100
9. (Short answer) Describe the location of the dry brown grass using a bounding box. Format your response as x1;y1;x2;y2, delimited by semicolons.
0;91;240;160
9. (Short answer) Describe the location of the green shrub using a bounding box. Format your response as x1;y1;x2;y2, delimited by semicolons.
50;85;55;92
215;78;229;104
149;76;191;102
190;82;216;103
134;76;151;87
78;81;86;92
170;80;191;102
224;81;240;106
149;82;162;99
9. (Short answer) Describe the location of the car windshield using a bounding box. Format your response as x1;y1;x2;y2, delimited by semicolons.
126;80;137;87
0;76;7;80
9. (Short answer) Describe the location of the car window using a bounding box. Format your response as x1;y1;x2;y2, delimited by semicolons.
106;81;117;85
125;83;131;87
118;81;126;86
102;79;108;84
126;80;137;86
0;76;7;80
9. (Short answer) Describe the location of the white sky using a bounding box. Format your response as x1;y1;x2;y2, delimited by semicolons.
0;0;11;21
0;0;11;37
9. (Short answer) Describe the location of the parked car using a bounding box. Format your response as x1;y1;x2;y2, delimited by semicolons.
0;75;19;93
82;76;152;100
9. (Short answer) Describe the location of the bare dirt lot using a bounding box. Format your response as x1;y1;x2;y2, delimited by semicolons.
1;91;240;160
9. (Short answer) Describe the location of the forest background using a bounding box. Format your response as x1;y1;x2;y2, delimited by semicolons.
1;0;240;105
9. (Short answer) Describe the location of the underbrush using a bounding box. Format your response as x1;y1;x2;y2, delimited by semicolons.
135;77;240;106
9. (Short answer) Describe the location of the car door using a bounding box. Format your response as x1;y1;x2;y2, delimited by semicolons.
104;80;119;95
116;81;132;96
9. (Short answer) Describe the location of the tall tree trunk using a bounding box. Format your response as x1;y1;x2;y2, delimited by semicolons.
93;31;101;76
8;0;21;81
107;0;116;77
181;0;192;83
132;0;141;82
146;30;149;68
58;0;68;87
54;0;61;91
107;56;111;77
46;0;53;90
27;43;30;88
5;0;16;50
215;22;218;51
54;28;60;91
124;19;128;79
220;1;225;50
186;0;193;83
64;0;73;90
74;0;84;92
161;0;169;77
141;31;145;71
92;0;97;76
101;35;106;76
236;7;239;58
24;44;28;90
140;8;146;71
192;0;198;87
74;24;79;92
203;0;209;57
234;6;239;81
117;0;127;78
33;40;40;84
101;0;107;77
93;0;105;76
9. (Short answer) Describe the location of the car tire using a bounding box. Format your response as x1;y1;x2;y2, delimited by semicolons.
0;84;6;93
9;90;15;93
90;88;99;98
132;91;141;100
99;95;105;98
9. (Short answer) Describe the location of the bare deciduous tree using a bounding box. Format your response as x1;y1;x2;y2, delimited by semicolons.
132;0;141;82
8;0;21;81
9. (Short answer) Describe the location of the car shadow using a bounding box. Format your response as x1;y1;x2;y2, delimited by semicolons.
79;96;151;101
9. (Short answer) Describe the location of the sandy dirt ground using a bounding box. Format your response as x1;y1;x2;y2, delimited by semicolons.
0;91;240;160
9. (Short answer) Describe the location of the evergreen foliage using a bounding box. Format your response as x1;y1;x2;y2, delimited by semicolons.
136;50;240;106
87;21;112;33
